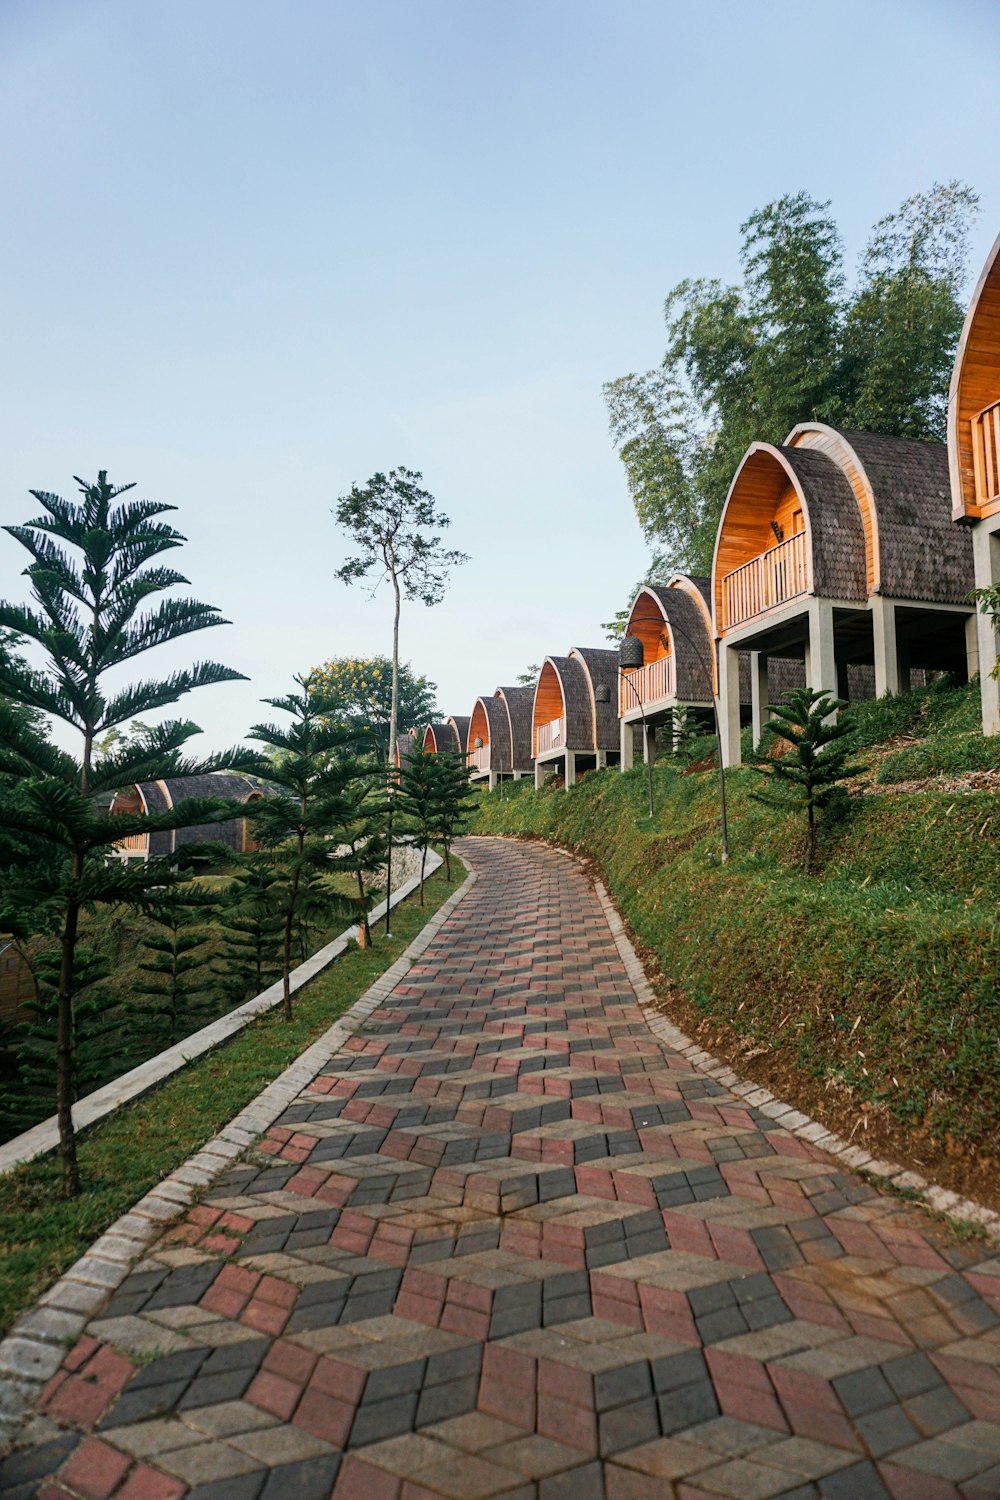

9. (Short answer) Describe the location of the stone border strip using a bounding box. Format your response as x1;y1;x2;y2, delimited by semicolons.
0;863;477;1451
592;877;1000;1245
0;852;444;1177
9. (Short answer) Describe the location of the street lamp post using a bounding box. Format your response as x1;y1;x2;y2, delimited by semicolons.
617;636;655;821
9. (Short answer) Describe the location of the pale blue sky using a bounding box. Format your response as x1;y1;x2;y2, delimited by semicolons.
2;0;999;749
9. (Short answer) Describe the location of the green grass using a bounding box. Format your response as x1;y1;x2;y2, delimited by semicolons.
0;864;463;1337
876;733;999;783
472;681;1000;1172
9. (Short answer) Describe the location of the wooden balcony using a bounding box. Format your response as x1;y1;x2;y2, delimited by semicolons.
721;531;809;630
114;832;148;857
469;744;491;772
972;397;1000;510
536;716;565;754
619;656;674;715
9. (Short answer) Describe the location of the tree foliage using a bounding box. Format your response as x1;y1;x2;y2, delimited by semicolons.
605;183;980;575
751;689;863;873
308;656;438;762
0;471;253;1193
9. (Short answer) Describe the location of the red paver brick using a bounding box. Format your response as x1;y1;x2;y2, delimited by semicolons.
59;1437;132;1499
114;1464;187;1500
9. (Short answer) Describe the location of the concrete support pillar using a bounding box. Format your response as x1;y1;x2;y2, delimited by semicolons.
872;595;901;698
805;599;837;701
750;652;769;748
488;771;498;791
513;770;523;782
973;523;1000;735
534;759;545;791
642;724;655;765
718;642;742;767
564;752;576;790
619;718;634;772
595;749;607;770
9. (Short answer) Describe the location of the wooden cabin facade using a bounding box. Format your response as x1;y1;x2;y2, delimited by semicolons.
110;773;266;861
712;426;977;765
421;721;463;755
532;648;619;789
467;686;535;789
618;577;717;767
949;230;1000;734
0;940;33;1024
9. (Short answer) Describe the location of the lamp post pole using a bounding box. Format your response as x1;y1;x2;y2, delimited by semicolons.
619;670;655;820
656;618;730;865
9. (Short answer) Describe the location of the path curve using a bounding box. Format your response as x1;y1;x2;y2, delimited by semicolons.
4;838;1000;1500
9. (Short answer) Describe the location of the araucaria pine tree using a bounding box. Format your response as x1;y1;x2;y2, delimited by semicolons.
0;472;253;1194
324;778;390;943
213;855;284;1006
0;947;118;1139
247;675;365;1018
428;751;475;881
128;885;221;1055
396;746;438;905
751;688;862;873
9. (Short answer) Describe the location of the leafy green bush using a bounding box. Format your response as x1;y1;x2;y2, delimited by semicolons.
877;734;999;784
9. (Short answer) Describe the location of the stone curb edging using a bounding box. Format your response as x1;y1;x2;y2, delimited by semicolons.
0;852;444;1178
0;863;477;1451
591;877;1000;1246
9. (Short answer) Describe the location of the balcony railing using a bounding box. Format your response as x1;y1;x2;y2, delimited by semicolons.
114;832;148;856
536;716;565;754
972;397;1000;509
470;744;491;772
619;655;674;714
721;531;809;630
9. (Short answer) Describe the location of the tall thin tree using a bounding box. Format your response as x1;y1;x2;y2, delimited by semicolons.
0;472;253;1193
333;468;467;930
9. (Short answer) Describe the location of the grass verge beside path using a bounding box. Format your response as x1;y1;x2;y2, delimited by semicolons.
0;865;464;1338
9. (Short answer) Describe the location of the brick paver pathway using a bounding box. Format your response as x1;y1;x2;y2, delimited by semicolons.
6;838;1000;1500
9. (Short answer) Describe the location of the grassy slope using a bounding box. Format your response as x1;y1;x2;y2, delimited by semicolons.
473;683;999;1204
0;865;463;1336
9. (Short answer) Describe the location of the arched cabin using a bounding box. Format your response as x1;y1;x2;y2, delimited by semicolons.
948;229;1000;734
447;716;470;763
618;577;717;767
532;648;619;789
394;728;417;779
712;427;976;765
617;576;813;769
110;773;267;862
467;686;534;789
422;721;463;755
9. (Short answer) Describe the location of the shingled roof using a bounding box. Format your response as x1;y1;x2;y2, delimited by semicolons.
130;773;264;857
470;695;512;773
834;429;973;604
447;716;471;755
779;445;869;602
567;648;620;753
635;582;715;703
786;423;975;605
494;686;535;773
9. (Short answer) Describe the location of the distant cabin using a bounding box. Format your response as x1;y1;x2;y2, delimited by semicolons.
949;229;1000;735
110;773;268;861
0;940;33;1024
532;648;620;790
467;686;534;789
394;728;418;775
421;721;464;755
712;425;976;765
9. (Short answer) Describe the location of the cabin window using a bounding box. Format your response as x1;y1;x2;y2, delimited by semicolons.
791;508;804;534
